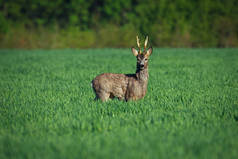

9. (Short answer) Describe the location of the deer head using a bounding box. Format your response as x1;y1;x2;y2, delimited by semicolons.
131;36;153;71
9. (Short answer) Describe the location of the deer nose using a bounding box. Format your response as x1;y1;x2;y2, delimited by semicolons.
140;61;145;66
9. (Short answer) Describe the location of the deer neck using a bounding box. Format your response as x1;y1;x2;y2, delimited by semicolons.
136;67;149;83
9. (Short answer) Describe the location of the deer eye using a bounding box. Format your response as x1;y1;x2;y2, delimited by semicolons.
145;59;148;61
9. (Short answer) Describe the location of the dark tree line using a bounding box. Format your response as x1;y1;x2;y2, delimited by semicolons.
0;0;237;47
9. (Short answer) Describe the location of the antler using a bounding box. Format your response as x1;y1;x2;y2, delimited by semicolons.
136;36;141;53
144;36;148;50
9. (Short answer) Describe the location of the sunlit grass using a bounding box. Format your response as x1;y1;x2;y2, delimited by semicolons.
0;48;238;159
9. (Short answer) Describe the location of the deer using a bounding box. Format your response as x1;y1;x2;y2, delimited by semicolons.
91;36;153;102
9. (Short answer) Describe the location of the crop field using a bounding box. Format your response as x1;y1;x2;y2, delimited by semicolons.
0;48;238;159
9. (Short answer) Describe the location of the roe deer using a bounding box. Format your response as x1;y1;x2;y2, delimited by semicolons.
92;36;153;102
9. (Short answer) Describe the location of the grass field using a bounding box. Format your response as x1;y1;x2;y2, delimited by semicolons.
0;48;238;159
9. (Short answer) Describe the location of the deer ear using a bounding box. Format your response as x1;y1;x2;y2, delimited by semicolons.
131;47;138;56
145;47;153;57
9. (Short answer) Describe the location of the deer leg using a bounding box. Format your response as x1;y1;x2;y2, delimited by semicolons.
98;91;110;102
94;95;99;101
118;96;125;101
125;96;137;102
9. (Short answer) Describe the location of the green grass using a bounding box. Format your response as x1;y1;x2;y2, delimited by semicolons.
0;48;238;159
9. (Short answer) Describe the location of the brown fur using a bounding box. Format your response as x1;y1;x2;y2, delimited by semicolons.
92;40;153;102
